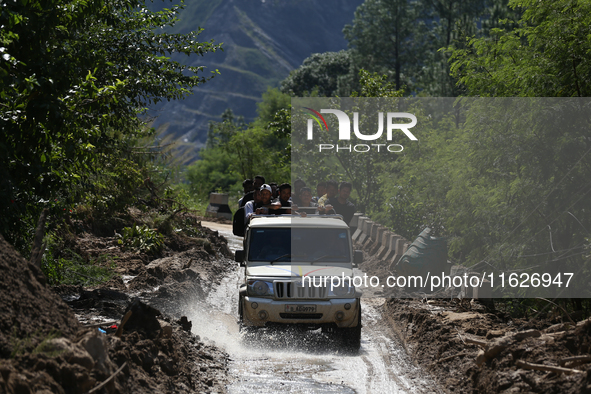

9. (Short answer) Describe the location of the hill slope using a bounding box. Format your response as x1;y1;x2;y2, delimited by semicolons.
148;0;362;156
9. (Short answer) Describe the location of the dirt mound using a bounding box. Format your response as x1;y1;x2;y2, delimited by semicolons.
1;299;227;393
384;299;591;393
0;234;80;359
0;216;232;393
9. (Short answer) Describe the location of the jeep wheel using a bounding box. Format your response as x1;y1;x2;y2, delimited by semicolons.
338;304;361;353
238;296;258;344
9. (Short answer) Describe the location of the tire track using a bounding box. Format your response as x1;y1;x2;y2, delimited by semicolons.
198;221;440;393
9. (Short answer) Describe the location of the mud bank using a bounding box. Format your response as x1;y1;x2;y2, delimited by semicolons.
0;216;234;394
384;299;591;393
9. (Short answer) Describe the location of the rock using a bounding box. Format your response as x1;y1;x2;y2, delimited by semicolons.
45;337;94;371
78;331;112;374
513;329;541;340
121;299;162;339
6;371;32;394
486;330;504;339
475;337;513;366
159;320;173;339
159;352;176;376
177;316;192;332
59;362;96;393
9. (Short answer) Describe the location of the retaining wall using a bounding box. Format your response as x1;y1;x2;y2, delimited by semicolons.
351;213;409;272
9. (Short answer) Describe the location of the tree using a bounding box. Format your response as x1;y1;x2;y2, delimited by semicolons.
341;0;515;96
344;0;422;91
206;109;247;149
185;148;241;196
291;70;406;213
0;0;221;250
442;0;591;271
186;89;291;197
281;51;352;97
449;0;591;97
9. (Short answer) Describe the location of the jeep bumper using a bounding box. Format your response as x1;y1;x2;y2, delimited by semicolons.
242;296;360;328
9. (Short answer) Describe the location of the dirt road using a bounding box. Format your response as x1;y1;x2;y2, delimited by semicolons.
199;221;441;394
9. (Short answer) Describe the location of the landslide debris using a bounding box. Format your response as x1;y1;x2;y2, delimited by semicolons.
355;227;591;393
0;212;233;393
384;299;591;393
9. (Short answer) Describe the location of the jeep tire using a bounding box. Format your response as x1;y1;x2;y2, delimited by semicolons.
338;303;361;352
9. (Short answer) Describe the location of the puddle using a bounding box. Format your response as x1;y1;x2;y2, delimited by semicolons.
198;221;440;394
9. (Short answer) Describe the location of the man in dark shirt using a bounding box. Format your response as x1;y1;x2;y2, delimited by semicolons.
325;182;356;225
317;180;338;212
291;179;306;206
239;175;265;207
272;183;292;214
269;182;278;199
238;178;253;207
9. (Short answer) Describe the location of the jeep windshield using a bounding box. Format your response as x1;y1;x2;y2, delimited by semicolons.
247;227;351;263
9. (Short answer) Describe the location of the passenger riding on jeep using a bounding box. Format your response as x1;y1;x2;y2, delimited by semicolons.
244;184;283;222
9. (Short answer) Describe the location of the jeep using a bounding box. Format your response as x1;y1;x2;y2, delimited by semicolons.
234;214;363;350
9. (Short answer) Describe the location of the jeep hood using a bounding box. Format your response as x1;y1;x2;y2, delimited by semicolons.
245;264;354;278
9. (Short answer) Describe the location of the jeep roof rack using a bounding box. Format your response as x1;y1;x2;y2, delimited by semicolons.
250;214;345;221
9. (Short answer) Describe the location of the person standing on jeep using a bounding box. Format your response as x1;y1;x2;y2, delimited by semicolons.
317;180;338;213
313;181;327;204
291;179;306;206
238;179;254;207
239;175;265;208
272;183;292;215
245;184;283;221
243;188;261;222
291;187;318;216
325;182;356;225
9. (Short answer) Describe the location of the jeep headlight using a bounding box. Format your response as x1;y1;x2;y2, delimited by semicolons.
329;283;355;297
247;280;274;297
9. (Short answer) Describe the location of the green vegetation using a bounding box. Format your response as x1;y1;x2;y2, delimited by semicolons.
281;51;353;97
287;0;591;306
3;0;590;318
281;0;522;98
10;329;62;358
31;330;66;357
449;0;591;97
120;225;165;255
0;0;220;255
41;233;116;286
184;87;291;201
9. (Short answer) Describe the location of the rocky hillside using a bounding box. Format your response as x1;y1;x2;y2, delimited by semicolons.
148;0;362;154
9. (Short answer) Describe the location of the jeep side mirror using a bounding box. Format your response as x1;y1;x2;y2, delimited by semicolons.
235;250;245;266
353;250;363;267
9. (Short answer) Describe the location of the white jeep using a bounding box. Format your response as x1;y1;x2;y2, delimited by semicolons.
234;214;363;350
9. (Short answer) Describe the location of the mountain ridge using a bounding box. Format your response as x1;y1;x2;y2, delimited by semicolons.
148;0;363;157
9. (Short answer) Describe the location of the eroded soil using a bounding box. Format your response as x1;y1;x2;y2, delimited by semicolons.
0;214;233;394
357;238;591;393
382;299;591;393
4;210;591;394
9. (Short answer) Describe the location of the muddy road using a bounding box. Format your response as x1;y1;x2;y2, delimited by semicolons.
197;222;441;394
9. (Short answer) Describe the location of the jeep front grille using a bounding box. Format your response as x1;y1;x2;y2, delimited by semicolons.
274;280;328;299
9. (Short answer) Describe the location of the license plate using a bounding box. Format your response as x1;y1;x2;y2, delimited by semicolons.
285;304;317;313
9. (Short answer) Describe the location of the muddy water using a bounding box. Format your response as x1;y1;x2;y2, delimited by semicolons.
198;221;440;394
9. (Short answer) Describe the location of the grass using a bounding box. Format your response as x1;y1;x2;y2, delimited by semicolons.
10;329;64;358
41;233;116;286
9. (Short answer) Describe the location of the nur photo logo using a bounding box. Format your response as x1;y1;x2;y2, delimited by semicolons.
303;108;418;153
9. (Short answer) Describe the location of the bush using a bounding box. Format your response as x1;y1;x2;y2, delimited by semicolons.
119;225;164;255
